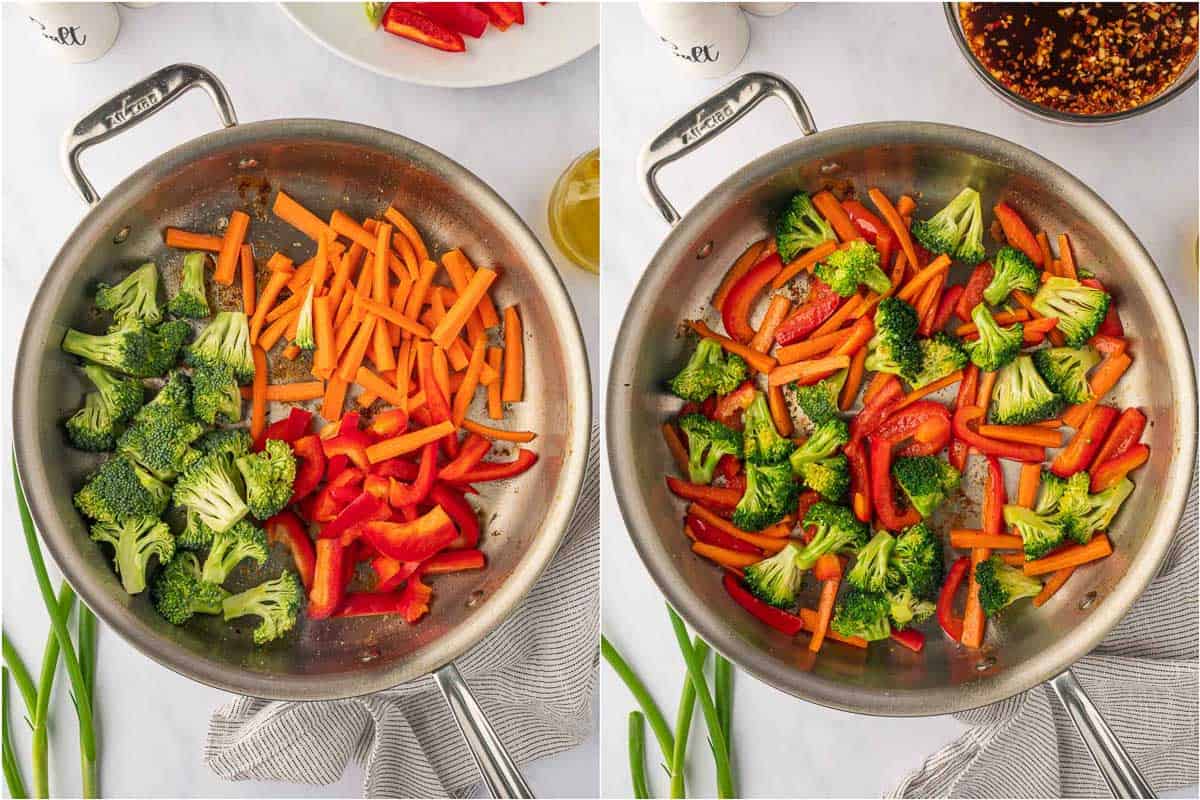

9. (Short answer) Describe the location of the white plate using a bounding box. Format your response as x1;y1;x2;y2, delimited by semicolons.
280;2;598;88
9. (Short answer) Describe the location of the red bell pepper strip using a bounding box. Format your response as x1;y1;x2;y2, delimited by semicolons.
254;407;312;451
949;365;979;471
308;538;346;620
687;514;759;554
396;3;489;37
363;474;390;501
774;278;842;346
993;203;1043;266
371;458;420;481
371;555;421;593
322;424;373;469
955;261;994;321
368;408;410;439
476;2;522;29
423;549;487;574
716;454;741;482
868;435;922;531
952;406;1046;462
265;511;316;591
330;485;364;504
1090;407;1146;471
319;411;360;440
889;627;925;652
843;198;896;268
361;506;457;561
395;575;433;623
931;284;965;331
722;573;805;636
289;434;326;503
320;491;392;542
431;483;480;549
874;401;952;457
324;453;351;482
335;575;432;623
982;455;1006;536
843;444;872;525
666;476;743;509
713;381;757;427
388;442;438;507
1081;278;1125;338
305;467;365;522
1051;405;1119;477
849;378;905;449
937;556;970;641
437;434;492;482
382;5;466;50
722;253;783;343
1090;444;1149;492
452;449;538;483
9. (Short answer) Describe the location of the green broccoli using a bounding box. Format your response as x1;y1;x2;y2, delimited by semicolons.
1071;478;1134;545
152;552;229;624
892;456;960;518
1031;276;1110;348
196;427;253;458
221;570;303;645
983;246;1039;306
89;515;175;595
732;460;799;531
201;519;269;584
74;455;171;523
910;187;984;264
166;252;211;319
669;338;748;403
742;542;805;608
172;452;248;533
66;392;122;452
831;589;891;641
235;439;297;519
991;354;1063;425
293;284;317;351
1052;472;1093;543
797;501;870;568
185;311;255;383
191;362;242;425
975;555;1043;616
891;522;944;598
813;240;891;297
95;262;162;325
792;369;847;426
789;418;850;471
846;529;896;593
964;303;1023;372
117;372;205;480
1031;346;1100;404
1035;470;1069;515
797;455;849;503
178;509;217;551
62;319;187;378
911;333;968;389
887;585;935;629
775;192;836;263
678;414;743;485
743;391;796;465
866;298;923;382
1003;505;1066;560
84;363;144;421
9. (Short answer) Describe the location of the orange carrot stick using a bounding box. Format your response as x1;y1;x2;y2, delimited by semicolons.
662;422;690;476
896;255;951;302
214;211;249;285
486;347;504;420
501;305;524;403
239;381;326;402
239;244;257;316
433;268;498;350
461;418;536;443
961;548;989;648
404;260;438;322
688;505;786;553
771;240;838;289
337;315;378;383
686;321;778;374
353;296;431;338
840;346;868;411
258;307;299;353
750;295;792;353
1024;534;1112;576
1036;232;1054;274
273;191;334;241
390;231;419;280
977;424;1063;448
164;227;223;251
354;366;407;407
798;608;867;648
1062;353;1132;428
896;195;917;218
691;541;761;569
452;338;487;426
949;531;1024;550
767;384;794;438
1017;463;1042;509
319;376;348;422
809;570;841;653
249;346;268;440
715;240;769;306
869;188;921;270
328;243;366;313
384;206;429;264
775;328;844;364
313;295;335;377
811;294;863;338
1033;566;1076;607
767;355;851;388
249;268;294;344
977;370;998;411
892;371;964;410
811;190;860;243
366;420;456;463
1057;233;1077;280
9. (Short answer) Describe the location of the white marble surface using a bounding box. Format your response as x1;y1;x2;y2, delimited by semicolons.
1;3;597;797
599;3;1197;798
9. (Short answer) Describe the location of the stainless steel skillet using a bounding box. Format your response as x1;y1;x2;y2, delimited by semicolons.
14;64;592;797
607;72;1195;797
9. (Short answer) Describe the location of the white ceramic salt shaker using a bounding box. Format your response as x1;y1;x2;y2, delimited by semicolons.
21;3;120;63
639;1;750;79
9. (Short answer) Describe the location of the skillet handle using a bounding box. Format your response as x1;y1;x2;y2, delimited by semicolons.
61;63;237;205
1049;669;1156;798
638;71;817;225
434;662;534;798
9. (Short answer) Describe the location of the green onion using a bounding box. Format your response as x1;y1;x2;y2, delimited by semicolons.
669;636;708;799
667;605;734;799
601;635;675;768
714;653;733;747
627;711;649;799
33;584;74;797
2;669;28;798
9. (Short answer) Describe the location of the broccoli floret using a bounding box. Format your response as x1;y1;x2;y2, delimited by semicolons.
196;428;253;458
62;319;185;378
789;418;850;472
1031;346;1100;404
221;570;303;645
831;589;891;641
1049;472;1093;543
874;296;920;341
976;555;1043;616
911;333;968;389
152;552;229;624
798;501;870;568
732;460;799;531
1071;478;1134;545
991;354;1063;425
669;339;748;403
887;585;935;629
983;246;1039;306
166;252;211;319
117;372;205;480
235;439;296;520
1035;470;1069;514
742;542;804;608
178;509;217;551
892;456;960;518
797;455;849;502
866;298;923;381
813;240;891;297
293;284;317;350
74;455;170;523
172;452;248;533
775;192;836;263
678;414;743;484
191;363;242;425
792;370;847;427
1031;276;1110;348
83;363;144;421
1003;505;1066;560
201;519;269;584
846;530;895;593
891;522;944;598
66;393;122;452
964;303;1023;372
185;311;255;383
743;392;796;465
89;514;175;595
95;263;162;325
910;188;984;264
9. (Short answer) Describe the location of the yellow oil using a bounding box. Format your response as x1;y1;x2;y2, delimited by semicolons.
548;148;599;273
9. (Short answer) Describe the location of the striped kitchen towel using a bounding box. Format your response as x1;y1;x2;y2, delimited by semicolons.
891;469;1198;799
204;424;599;798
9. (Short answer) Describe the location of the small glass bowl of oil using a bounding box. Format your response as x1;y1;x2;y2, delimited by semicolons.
548;148;599;273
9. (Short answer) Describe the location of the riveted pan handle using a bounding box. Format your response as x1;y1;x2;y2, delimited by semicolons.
1049;670;1156;798
638;71;817;225
61;63;237;205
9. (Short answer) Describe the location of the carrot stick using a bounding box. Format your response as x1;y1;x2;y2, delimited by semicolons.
404;260;438;322
1036;232;1054;274
1017;463;1041;509
1057;233;1077;280
999;552;1027;566
433;268;498;350
349;366;404;407
869;188;921;270
977;370;998;411
1062;353;1132;428
961;548;989;648
328;243;366;313
441;250;490;334
258;307;298;352
688;505;787;553
313;295;335;377
811;293;862;338
352;296;431;338
750;295;792;353
452;338;487;426
767;384;794;438
458;259;501;330
486;346;504;420
164;227;223;251
662;422;690;476
863;373;896;406
715;240;769;306
233;246;256;318
949;531;1024;550
239;381;326;402
320;376;348;422
896;195;917;218
809;571;841;653
797;608;867;648
891;371;964;411
390;231;419;280
767;355;850;387
774;328;844;364
249;346;268;440
501;306;524;403
812;190;860;243
431;346;452;406
771;240;838;289
1033;566;1077;607
1024;534;1112;576
273;190;333;241
461;419;535;443
281;344;301;361
372;320;396;372
977;424;1063;448
264;290;305;327
366;420;456;463
914;272;943;334
249;268;294;344
686;321;777;374
337;315;378;383
692;541;761;569
896;255;951;302
214;211;249;285
953;309;1031;336
839;345;867;411
384;206;429;264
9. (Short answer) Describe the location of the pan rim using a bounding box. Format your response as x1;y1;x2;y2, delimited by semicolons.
14;117;592;701
606;119;1197;716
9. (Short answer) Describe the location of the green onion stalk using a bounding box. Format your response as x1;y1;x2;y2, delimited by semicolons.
669;636;709;799
627;711;649;799
667;605;734;799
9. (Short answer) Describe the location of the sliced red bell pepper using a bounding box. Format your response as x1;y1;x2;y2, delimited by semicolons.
716;454;741;482
335;574;433;622
371;555;421;593
1090;407;1146;471
265;511;316;591
368;408;410;439
382;5;466;51
254;407;313;452
324;453;351;482
723;573;804;636
722;253;783;343
398;3;489;37
889;627;925;652
371;458;420;481
949;365;980;471
1090;444;1149;492
849;378;905;449
361;506;457;561
363;474;390;501
389;442;438;507
1051;405;1119;477
322;423;373;470
955;261;994;321
937;556;970;641
993;202;1043;266
724;473;746;494
844;444;873;526
430;483;480;549
686;514;759;554
1081;278;1124;338
842;198;895;268
396;574;433;623
305;467;365;522
341;540;365;587
874;401;952;457
320;491;392;542
932;284;965;331
330;485;364;504
437;434;492;482
423;549;487;574
289;434;326;503
868;435;922;531
713;381;756;428
666;476;742;510
982;455;1006;536
476;1;522;30
308;538;346;620
775;278;842;346
952;406;1046;462
452;449;538;483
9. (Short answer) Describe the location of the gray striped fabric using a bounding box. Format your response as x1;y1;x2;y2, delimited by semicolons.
891;470;1198;799
204;425;599;798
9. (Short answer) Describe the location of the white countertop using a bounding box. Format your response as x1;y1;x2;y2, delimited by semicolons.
1;3;598;797
598;3;1197;798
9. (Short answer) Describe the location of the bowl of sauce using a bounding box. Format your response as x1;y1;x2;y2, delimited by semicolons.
946;2;1198;123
